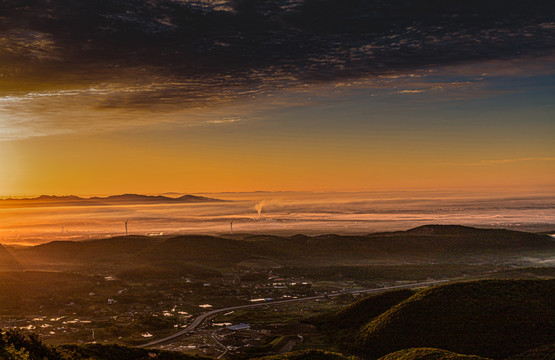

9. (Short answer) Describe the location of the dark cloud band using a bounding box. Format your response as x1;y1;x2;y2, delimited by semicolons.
1;0;554;104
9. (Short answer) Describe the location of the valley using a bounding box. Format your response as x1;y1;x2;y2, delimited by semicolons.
0;225;553;359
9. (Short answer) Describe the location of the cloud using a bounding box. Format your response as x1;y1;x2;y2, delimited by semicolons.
393;89;426;94
1;0;553;94
463;157;555;166
0;86;252;140
0;0;554;139
1;54;553;140
206;117;243;124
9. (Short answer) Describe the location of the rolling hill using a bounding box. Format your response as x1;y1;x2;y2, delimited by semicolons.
377;348;491;360
15;236;160;267
10;225;555;271
311;289;416;334
252;349;355;360
353;280;555;359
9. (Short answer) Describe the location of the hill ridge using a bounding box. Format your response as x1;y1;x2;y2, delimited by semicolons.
354;279;555;359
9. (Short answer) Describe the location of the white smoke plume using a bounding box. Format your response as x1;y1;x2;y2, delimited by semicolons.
254;200;266;220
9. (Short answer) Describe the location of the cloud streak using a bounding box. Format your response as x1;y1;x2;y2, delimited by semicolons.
2;0;553;94
0;0;554;139
463;158;555;166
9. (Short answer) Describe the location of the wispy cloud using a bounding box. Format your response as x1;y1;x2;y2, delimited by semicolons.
463;157;555;166
1;0;554;143
394;89;426;94
1;53;553;141
206;117;243;125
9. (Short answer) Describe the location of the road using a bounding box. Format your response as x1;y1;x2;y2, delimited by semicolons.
139;279;449;348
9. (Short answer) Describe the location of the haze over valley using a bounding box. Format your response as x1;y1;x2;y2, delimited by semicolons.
1;190;554;245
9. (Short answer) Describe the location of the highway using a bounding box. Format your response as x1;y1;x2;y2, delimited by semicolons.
139;279;449;348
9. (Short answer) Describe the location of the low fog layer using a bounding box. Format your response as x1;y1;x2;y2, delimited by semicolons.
1;191;553;244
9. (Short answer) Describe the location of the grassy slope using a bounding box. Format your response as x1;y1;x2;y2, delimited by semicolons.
377;347;491;360
310;289;415;343
251;349;355;360
355;280;555;359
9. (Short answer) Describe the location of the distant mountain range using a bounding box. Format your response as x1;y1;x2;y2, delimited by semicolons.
0;193;224;207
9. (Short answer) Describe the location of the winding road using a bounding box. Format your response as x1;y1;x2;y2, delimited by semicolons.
139;279;449;348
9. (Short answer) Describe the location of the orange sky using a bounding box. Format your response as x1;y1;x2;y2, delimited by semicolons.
1;123;554;196
1;59;554;197
1;0;555;199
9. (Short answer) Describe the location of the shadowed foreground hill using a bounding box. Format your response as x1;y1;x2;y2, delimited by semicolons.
252;349;356;360
0;333;353;360
310;289;416;341
0;330;207;360
505;343;555;360
377;348;491;360
354;280;555;359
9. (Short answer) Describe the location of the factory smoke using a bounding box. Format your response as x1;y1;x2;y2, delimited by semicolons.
255;201;266;220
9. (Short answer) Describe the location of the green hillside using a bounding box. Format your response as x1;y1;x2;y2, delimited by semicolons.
251;349;355;360
354;280;555;359
311;289;415;342
377;347;491;360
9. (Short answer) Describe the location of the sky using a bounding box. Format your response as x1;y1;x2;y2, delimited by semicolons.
1;0;554;196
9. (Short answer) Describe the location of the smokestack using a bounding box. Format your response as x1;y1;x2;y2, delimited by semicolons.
230;221;233;234
124;219;128;236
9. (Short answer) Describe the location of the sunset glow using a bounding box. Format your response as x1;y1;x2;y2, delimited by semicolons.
2;57;554;196
0;0;553;227
0;2;554;358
